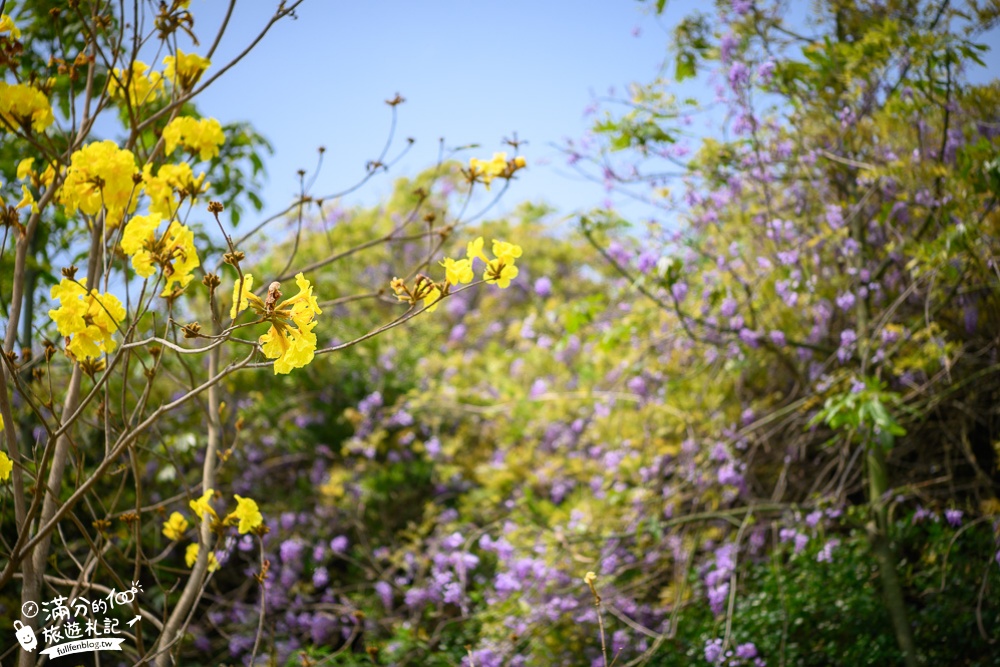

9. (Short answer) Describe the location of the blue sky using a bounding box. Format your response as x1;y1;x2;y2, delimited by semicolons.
185;0;677;221
166;1;1000;228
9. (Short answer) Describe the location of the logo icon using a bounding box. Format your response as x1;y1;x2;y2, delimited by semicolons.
13;620;38;652
21;601;39;618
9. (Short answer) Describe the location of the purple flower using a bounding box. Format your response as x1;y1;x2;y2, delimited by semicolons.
728;62;750;90
718;462;744;488
404;586;429;607
425;436;441;457
817;538;841;563
375;581;393;609
442;532;464;550
704;638;724;664
529;378;549;399
329;535;349;553
279;539;304;566
612;629;628;657
449;323;467;342
637;250;658;274
777;249;799;266
838;329;857;363
945;509;963;527
825;204;844;229
881;327;901;344
739;328;760;348
732;0;753;15
836;291;856;311
310;614;337;644
312;566;329;588
757;59;775;85
627;376;647;396
736;642;759;659
720;32;738;64
494;572;522;597
534;276;552;297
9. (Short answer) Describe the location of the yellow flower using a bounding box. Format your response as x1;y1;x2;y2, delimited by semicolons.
233;273;323;374
120;213;199;294
230;273;262;318
260;320;317;374
484;259;519;289
189;489;218;520
59;140;140;226
466;237;488;264
120;214;161;278
163;49;210;89
16;158;34;180
48;278;126;360
440;257;474;285
185;543;219;572
0;81;54;133
16;184;38;214
107;60;164;107
162;512;189;541
492;240;522;263
422;285;442;313
38;161;56;187
162;116;225;161
261;274;322;374
0;13;22;39
469;152;510;189
467;237;522;289
142;162;208;218
0;450;12;482
584;571;597;585
225;495;263;534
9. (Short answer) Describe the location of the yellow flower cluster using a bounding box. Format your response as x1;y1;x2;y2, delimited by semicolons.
142;162;208;218
169;490;263;572
48;278;126;360
59;140;140;226
107;60;164;107
467;237;522;288
468;152;527;189
16;157;56;188
162;512;188;540
120;212;200;294
226;495;264;534
189;489;218;520
162;116;225;161
175;491;264;535
390;237;523;313
163;49;210;89
0;81;55;133
230;273;323;375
